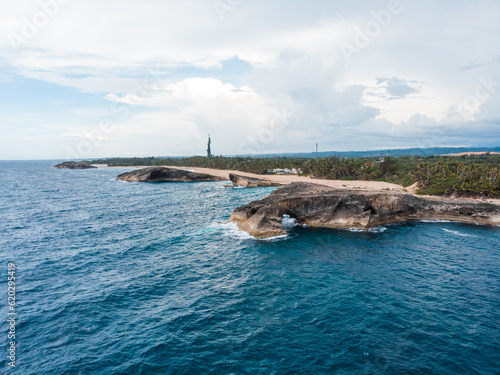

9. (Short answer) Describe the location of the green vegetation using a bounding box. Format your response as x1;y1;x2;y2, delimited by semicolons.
89;153;500;198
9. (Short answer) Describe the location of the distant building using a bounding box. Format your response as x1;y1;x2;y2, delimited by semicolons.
207;134;212;157
267;168;301;175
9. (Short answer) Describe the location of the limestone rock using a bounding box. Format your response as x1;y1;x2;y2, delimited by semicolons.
229;173;283;187
54;161;97;169
116;167;227;182
228;182;500;238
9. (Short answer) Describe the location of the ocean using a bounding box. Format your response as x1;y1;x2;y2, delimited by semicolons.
1;160;499;374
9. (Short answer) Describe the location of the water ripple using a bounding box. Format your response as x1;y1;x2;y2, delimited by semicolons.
1;161;499;374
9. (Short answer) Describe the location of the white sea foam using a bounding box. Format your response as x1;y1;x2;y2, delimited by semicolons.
420;219;453;223
282;215;298;229
442;228;477;237
346;226;388;233
219;184;245;189
218;222;291;241
258;234;290;242
370;226;388;233
219;222;255;240
218;184;247;189
219;218;390;241
217;184;233;189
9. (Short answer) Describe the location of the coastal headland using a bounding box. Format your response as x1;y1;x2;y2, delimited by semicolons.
112;165;500;238
116;167;226;182
54;163;500;237
227;182;500;238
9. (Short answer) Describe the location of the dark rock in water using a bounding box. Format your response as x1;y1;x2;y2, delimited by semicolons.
54;161;97;169
116;167;227;182
229;173;283;187
229;182;500;238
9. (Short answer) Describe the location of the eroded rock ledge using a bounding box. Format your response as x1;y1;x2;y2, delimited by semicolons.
54;161;96;169
228;182;500;238
117;167;227;182
229;173;283;187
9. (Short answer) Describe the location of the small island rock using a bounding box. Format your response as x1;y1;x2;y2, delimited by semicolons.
116;167;227;182
54;161;97;169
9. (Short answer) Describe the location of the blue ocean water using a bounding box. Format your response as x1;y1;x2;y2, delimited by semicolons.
1;160;499;375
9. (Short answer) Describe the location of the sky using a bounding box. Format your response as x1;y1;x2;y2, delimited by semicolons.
0;0;499;160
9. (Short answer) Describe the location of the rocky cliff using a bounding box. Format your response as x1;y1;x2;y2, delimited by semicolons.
116;167;227;182
229;173;283;187
228;182;500;238
54;161;97;169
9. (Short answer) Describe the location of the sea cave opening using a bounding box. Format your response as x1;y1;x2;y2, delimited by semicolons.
282;213;300;230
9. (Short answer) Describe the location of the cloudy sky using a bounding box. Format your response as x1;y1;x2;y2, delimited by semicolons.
1;0;499;160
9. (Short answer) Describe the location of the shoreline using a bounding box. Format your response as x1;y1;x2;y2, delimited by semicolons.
165;166;500;206
165;166;406;190
99;164;500;206
227;182;500;238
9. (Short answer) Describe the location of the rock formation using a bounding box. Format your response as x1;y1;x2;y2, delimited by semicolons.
228;182;500;238
116;167;227;182
229;173;283;188
54;161;97;169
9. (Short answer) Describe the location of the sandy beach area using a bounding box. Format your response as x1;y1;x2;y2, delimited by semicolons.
101;164;500;205
166;166;500;205
165;166;405;191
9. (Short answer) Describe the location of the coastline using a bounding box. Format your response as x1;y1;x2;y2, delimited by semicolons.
99;164;500;205
163;165;500;206
164;166;405;190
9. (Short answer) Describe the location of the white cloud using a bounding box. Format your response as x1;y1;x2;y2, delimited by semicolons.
0;0;499;158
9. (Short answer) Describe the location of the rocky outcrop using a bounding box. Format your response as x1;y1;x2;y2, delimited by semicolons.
228;182;500;238
229;173;283;187
116;167;227;182
54;161;97;169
